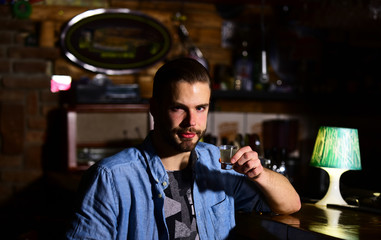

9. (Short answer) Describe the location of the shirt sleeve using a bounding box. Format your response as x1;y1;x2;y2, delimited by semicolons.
65;165;119;240
233;176;272;213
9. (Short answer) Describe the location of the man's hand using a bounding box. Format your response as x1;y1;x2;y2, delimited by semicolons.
230;145;301;215
230;146;263;180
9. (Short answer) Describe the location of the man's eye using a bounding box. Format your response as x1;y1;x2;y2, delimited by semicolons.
171;106;183;112
197;105;208;112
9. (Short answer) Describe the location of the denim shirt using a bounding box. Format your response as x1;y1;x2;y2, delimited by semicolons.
65;134;270;240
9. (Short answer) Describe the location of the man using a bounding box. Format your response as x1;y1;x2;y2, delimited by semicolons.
65;58;301;240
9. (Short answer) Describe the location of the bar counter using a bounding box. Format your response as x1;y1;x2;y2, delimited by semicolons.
234;203;381;240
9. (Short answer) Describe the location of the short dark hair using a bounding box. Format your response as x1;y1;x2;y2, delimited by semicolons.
152;58;211;101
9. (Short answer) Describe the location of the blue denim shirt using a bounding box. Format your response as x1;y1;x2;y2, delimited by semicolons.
66;134;270;240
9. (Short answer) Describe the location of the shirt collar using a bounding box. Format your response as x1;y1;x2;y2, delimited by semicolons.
140;131;200;183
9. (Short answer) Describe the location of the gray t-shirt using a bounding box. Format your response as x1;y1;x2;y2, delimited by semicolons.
164;153;199;240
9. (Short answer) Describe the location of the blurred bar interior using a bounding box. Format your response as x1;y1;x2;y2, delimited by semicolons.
1;0;381;239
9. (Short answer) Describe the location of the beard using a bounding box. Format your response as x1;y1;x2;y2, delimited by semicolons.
161;126;206;153
175;127;206;152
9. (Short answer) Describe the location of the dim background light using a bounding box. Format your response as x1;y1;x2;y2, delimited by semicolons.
51;75;72;93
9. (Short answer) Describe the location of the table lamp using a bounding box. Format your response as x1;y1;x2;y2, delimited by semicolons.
310;126;361;206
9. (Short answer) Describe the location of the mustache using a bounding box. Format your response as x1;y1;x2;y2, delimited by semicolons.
176;128;202;135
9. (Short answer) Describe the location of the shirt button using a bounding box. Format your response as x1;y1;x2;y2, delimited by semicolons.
158;193;162;198
162;181;167;187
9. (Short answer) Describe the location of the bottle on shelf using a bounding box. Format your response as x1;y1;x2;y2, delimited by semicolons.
234;40;254;91
174;12;209;71
254;50;270;91
259;50;269;85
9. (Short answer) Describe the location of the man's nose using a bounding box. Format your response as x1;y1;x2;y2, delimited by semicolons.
185;111;197;126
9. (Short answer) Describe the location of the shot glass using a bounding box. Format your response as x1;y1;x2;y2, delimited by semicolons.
219;145;238;170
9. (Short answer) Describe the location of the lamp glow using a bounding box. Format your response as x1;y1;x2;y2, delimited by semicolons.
310;126;361;206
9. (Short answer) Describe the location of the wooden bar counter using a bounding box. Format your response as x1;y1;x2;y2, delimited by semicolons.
234;203;381;240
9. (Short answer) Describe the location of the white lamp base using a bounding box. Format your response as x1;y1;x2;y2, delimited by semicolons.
316;167;349;206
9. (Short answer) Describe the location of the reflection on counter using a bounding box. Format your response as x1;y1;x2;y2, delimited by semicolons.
235;203;381;239
309;205;359;240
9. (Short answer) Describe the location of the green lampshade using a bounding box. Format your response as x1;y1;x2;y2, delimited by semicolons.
310;126;361;170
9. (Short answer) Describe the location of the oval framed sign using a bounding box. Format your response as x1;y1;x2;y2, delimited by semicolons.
60;8;172;75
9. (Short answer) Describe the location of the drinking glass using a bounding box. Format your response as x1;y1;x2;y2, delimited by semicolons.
219;145;238;170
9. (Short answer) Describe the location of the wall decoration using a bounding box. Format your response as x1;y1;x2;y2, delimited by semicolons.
60;8;172;75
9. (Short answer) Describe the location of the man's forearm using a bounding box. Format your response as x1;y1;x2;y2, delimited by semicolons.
252;168;301;215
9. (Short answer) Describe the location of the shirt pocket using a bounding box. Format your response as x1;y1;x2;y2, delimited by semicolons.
209;193;235;239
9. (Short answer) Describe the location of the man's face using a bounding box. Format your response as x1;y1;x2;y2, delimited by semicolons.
153;81;210;152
